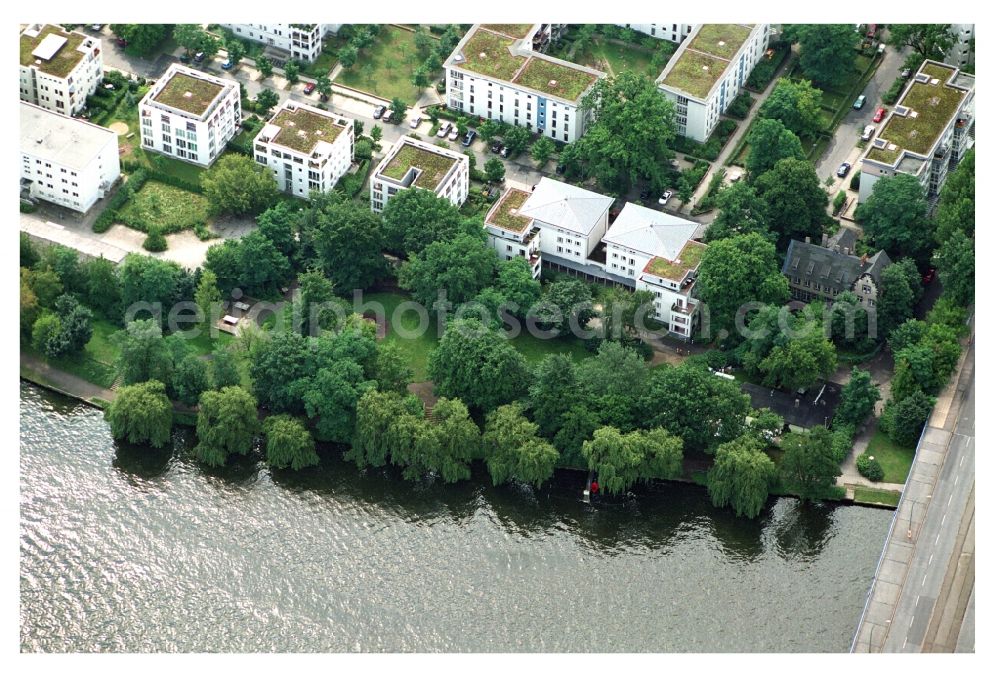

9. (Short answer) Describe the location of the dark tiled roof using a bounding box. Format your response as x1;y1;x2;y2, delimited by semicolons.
742;382;841;430
781;239;892;294
825;228;857;254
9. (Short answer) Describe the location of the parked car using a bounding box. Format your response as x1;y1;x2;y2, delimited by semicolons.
193;51;205;63
221;60;235;71
922;267;937;285
381;109;394;123
500;146;510;158
873;107;886;123
489;139;504;154
837;162;851;178
462;129;476;147
901;68;912;78
373;105;387;119
179;52;191;63
90;24;103;31
658;190;672;206
409;116;422;129
862;124;876;141
436;121;451;138
448;126;460;142
852;94;867;110
303;82;316;95
639;188;652;200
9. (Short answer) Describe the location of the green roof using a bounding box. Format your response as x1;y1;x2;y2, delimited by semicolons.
381;142;459;190
480;24;534;39
269;106;347;154
20;25;87;79
660;49;729;99
513;57;598;101
688;24;753;60
486;188;532;232
643;241;706;281
865;62;967;165
153;70;226;116
456;28;525;81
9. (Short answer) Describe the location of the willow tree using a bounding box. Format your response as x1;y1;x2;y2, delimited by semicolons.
706;435;775;518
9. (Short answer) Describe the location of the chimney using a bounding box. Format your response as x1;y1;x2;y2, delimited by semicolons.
860;253;869;266
805;236;811;244
794;398;800;408
821;233;829;247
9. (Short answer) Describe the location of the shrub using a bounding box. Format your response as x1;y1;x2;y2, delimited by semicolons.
856;454;885;482
726;91;753;119
850;172;861;191
93;168;149;234
143;228;168;252
833;190;847;212
882;77;907;105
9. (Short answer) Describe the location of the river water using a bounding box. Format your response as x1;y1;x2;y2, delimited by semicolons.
20;382;891;652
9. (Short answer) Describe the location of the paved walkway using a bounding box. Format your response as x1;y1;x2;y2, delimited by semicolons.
20;353;115;404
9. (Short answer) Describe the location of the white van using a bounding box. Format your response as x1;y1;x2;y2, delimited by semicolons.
862;124;876;141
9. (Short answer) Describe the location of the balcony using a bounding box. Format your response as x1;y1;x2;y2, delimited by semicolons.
672;302;696;315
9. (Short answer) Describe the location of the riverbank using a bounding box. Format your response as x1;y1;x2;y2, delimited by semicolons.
19;352;897;510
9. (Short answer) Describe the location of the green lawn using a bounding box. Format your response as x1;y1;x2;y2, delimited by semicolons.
116;181;212;233
361;290;592;381
866;427;916;484
334;26;440;104
853;486;901;508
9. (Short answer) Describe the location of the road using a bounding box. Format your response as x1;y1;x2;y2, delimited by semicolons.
852;323;975;653
816;44;908;187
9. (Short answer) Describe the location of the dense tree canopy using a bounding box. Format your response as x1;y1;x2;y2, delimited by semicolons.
880;390;934;447
788;25;860;88
758;78;825;138
201;154;279;217
263;415;319;470
877;258;921;338
935;150;974;244
936;232;974;307
582;426;683;496
380;190;480;257
696;233;789;342
111;319;173;385
530;279;596;338
528;354;581;437
483;403;560;488
205;230;291;297
707;435;776;518
779;427;843;499
110;24;173;57
887;24;958;60
301;361;375;444
307;199;386;293
118;254;185;324
398;232;496;308
106;380;173;448
705;182;773;243
834;368;881;431
428;319;530;411
195;386;260;467
855;174;934;260
738;305;837;391
754;158;829;245
745;118;805;181
578;72;677;193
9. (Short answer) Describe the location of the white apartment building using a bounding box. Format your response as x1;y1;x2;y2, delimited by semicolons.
948;24;975;68
20;101;120;213
253;101;353;199
615;23;693;43
444;24;605;143
20;24;103;117
859;60;975;203
484;188;542;279
138;64;241;167
518;177;614;272
370;137;469;213
221;24;340;63
601;204;705;338
656;23;770;142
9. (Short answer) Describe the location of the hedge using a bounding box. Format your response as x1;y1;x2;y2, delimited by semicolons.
856;454;885;482
334;158;371;198
832;190;847;213
746;41;791;91
726;91;754;119
93;168;149;233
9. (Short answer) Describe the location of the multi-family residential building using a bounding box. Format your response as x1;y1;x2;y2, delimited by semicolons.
19;24;103;117
781;237;892;310
369;136;469;213
484;188;542;279
948;24;975;68
518;177;614;269
444;24;605;143
20;101;120;213
656;23;770;142
253;101;353;199
138;64;241;167
601;203;705;338
221;24;340;63
615;23;693;42
858;60;975;204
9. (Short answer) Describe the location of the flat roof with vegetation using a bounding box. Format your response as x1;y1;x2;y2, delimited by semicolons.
153;70;226;116
20;25;87;79
270;106;347;154
380;141;460;190
480;24;534;39
513;57;598;101
659;24;755;100
643;241;707;281
486;188;532;233
456;28;526;81
865;61;969;165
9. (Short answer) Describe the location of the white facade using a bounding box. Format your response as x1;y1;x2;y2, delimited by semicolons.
370;137;469;213
601;204;704;338
859;61;975;203
444;24;605;143
222;24;340;62
615;23;693;43
483;188;542;279
518;177;613;265
253;101;353;199
19;24;103;117
657;24;770;142
21;102;120;213
138;64;241;167
948;24;975;68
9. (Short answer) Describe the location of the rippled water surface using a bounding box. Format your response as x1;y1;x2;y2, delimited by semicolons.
20;382;891;652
